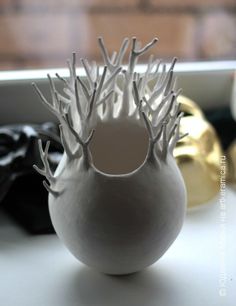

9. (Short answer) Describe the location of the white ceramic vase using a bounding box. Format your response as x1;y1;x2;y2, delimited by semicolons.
34;37;187;275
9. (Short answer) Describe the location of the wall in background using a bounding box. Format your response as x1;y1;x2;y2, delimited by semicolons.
0;0;235;70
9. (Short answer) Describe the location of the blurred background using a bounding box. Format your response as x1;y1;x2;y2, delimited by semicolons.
0;0;235;70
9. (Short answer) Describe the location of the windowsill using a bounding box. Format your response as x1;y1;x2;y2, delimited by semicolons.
0;187;235;306
0;61;235;125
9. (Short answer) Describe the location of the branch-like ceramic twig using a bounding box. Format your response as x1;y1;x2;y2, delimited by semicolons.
34;37;185;177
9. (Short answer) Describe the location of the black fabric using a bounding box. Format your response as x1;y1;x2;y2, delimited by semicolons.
1;173;54;234
205;106;236;150
0;123;62;234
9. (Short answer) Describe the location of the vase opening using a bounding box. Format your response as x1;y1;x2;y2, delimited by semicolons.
89;120;149;175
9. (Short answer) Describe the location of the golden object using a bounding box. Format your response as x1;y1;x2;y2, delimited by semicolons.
174;96;223;208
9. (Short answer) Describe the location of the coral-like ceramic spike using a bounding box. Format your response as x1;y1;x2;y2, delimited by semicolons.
74;77;82;118
55;72;71;89
128;37;158;75
161;122;168;161
43;180;61;198
33;140;63;197
77;76;90;100
32;82;59;118
87;83;97;120
98;37;129;71
118;37;159;117
169;113;188;154
64;112;94;148
81;58;94;87
140;109;164;164
59;125;80;160
147;58;177;108
33;140;55;183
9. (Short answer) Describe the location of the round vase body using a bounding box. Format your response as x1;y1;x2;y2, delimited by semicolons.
33;38;188;275
49;148;186;275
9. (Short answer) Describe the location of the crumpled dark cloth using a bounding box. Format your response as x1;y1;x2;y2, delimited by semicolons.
0;123;62;234
205;106;236;150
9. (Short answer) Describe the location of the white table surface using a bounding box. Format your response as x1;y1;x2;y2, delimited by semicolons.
0;188;235;306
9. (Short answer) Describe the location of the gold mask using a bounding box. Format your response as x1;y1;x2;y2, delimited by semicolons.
174;96;223;208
